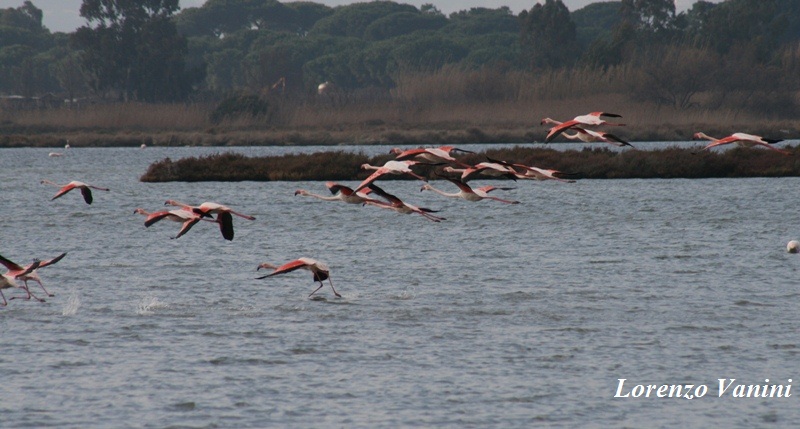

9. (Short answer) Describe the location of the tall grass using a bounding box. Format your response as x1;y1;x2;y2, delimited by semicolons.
2;66;798;147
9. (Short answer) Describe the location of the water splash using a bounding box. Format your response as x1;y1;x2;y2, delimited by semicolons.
61;291;80;316
396;286;416;300
136;295;169;315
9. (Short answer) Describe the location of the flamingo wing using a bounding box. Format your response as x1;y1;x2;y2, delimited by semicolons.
80;187;93;204
38;252;67;268
174;218;202;239
256;259;310;279
51;183;77;201
217;212;235;241
143;211;174;227
0;254;24;271
545;120;581;142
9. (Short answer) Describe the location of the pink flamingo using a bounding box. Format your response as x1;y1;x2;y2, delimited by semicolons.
442;162;518;182
0;252;65;298
41;180;110;204
134;208;219;239
540;118;633;147
487;157;577;183
364;184;446;222
1;258;42;305
390;146;474;167
421;176;519;204
352;160;429;193
543;112;625;143
164;200;255;241
294;182;382;205
693;132;789;155
257;257;341;298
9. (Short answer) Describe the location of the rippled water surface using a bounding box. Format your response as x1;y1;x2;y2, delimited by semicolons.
2;145;800;428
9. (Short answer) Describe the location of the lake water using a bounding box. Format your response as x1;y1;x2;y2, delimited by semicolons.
2;144;800;428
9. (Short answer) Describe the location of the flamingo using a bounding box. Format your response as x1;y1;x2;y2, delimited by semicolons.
540;118;633;147
787;240;799;253
364;184;446;222
421;176;520;204
390;146;474;167
1;258;42;306
41;180;109;204
352;160;430;193
543;112;625;143
487;157;577;183
0;252;66;298
692;132;789;155
441;162;518;182
134;208;218;239
164;200;255;241
257;257;341;298
294;182;381;205
48;152;65;157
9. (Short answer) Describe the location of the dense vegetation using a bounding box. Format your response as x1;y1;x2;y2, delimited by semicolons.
139;145;800;182
1;0;799;147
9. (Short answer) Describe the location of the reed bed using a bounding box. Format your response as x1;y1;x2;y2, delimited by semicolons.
140;145;800;183
2;67;798;148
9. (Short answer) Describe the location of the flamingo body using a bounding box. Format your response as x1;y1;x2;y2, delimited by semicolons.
352;160;428;193
543;112;624;143
693;132;788;155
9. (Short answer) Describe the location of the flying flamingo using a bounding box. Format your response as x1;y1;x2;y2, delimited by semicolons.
1;258;42;305
257;257;341;298
540;118;633;147
164;200;255;241
294;182;382;205
421;175;520;204
134;208;219;239
692;132;789;155
487;157;577;183
364;184;446;222
442;161;518;182
0;252;66;298
390;146;474;167
41;180;110;204
543;112;625;143
352;160;430;193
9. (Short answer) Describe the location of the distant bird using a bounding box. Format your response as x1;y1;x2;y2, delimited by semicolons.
41;180;109;204
0;258;42;306
543;112;625;143
442;162;518;182
134;208;217;239
421;176;520;204
693;132;789;155
0;252;66;298
294;182;381;205
48;152;64;157
352;160;430;193
164;200;255;241
390;146;474;167
365;183;446;222
540;118;633;147
257;257;341;298
317;81;335;96
787;240;799;253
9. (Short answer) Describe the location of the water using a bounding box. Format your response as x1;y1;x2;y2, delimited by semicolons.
2;145;800;428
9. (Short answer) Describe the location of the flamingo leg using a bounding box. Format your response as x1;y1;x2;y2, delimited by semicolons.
34;279;54;297
308;281;325;297
10;286;45;302
328;278;341;298
1;290;7;306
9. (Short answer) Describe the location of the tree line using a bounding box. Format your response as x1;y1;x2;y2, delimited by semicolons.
1;0;799;115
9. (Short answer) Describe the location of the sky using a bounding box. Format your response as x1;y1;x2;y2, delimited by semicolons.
1;0;720;34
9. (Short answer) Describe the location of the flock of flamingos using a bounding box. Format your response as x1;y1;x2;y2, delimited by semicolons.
1;111;794;305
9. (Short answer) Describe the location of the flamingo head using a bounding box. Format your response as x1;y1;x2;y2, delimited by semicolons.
540;118;556;126
442;166;456;174
294;190;307;196
420;184;432;192
788;240;800;254
133;208;148;215
389;148;402;155
692;132;707;140
360;163;371;170
257;262;277;271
